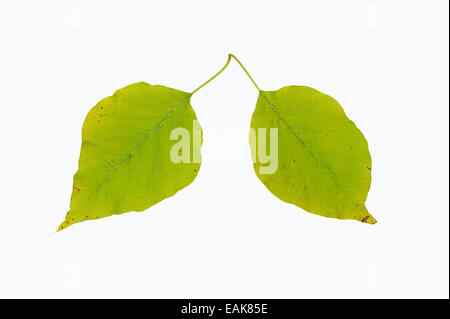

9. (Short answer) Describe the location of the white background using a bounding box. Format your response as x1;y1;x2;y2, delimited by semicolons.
0;0;448;298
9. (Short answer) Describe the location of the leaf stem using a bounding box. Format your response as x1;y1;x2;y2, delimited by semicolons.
191;54;261;95
228;54;261;91
191;55;232;95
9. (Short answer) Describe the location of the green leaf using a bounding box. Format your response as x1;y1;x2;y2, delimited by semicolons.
58;82;202;231
249;86;376;224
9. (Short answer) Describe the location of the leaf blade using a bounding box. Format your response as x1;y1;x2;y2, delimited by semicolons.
59;82;201;231
250;86;375;223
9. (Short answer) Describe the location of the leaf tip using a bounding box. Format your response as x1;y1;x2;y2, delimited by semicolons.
56;221;66;232
57;213;76;232
361;215;377;224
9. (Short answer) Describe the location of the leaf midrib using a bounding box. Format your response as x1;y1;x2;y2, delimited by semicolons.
75;94;191;210
259;91;344;193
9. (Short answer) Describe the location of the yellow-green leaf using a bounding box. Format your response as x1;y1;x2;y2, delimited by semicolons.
58;82;202;231
250;86;375;224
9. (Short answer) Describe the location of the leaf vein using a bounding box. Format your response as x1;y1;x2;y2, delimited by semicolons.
74;94;191;211
260;92;344;193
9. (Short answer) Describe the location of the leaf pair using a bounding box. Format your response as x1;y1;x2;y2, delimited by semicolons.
58;54;375;231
